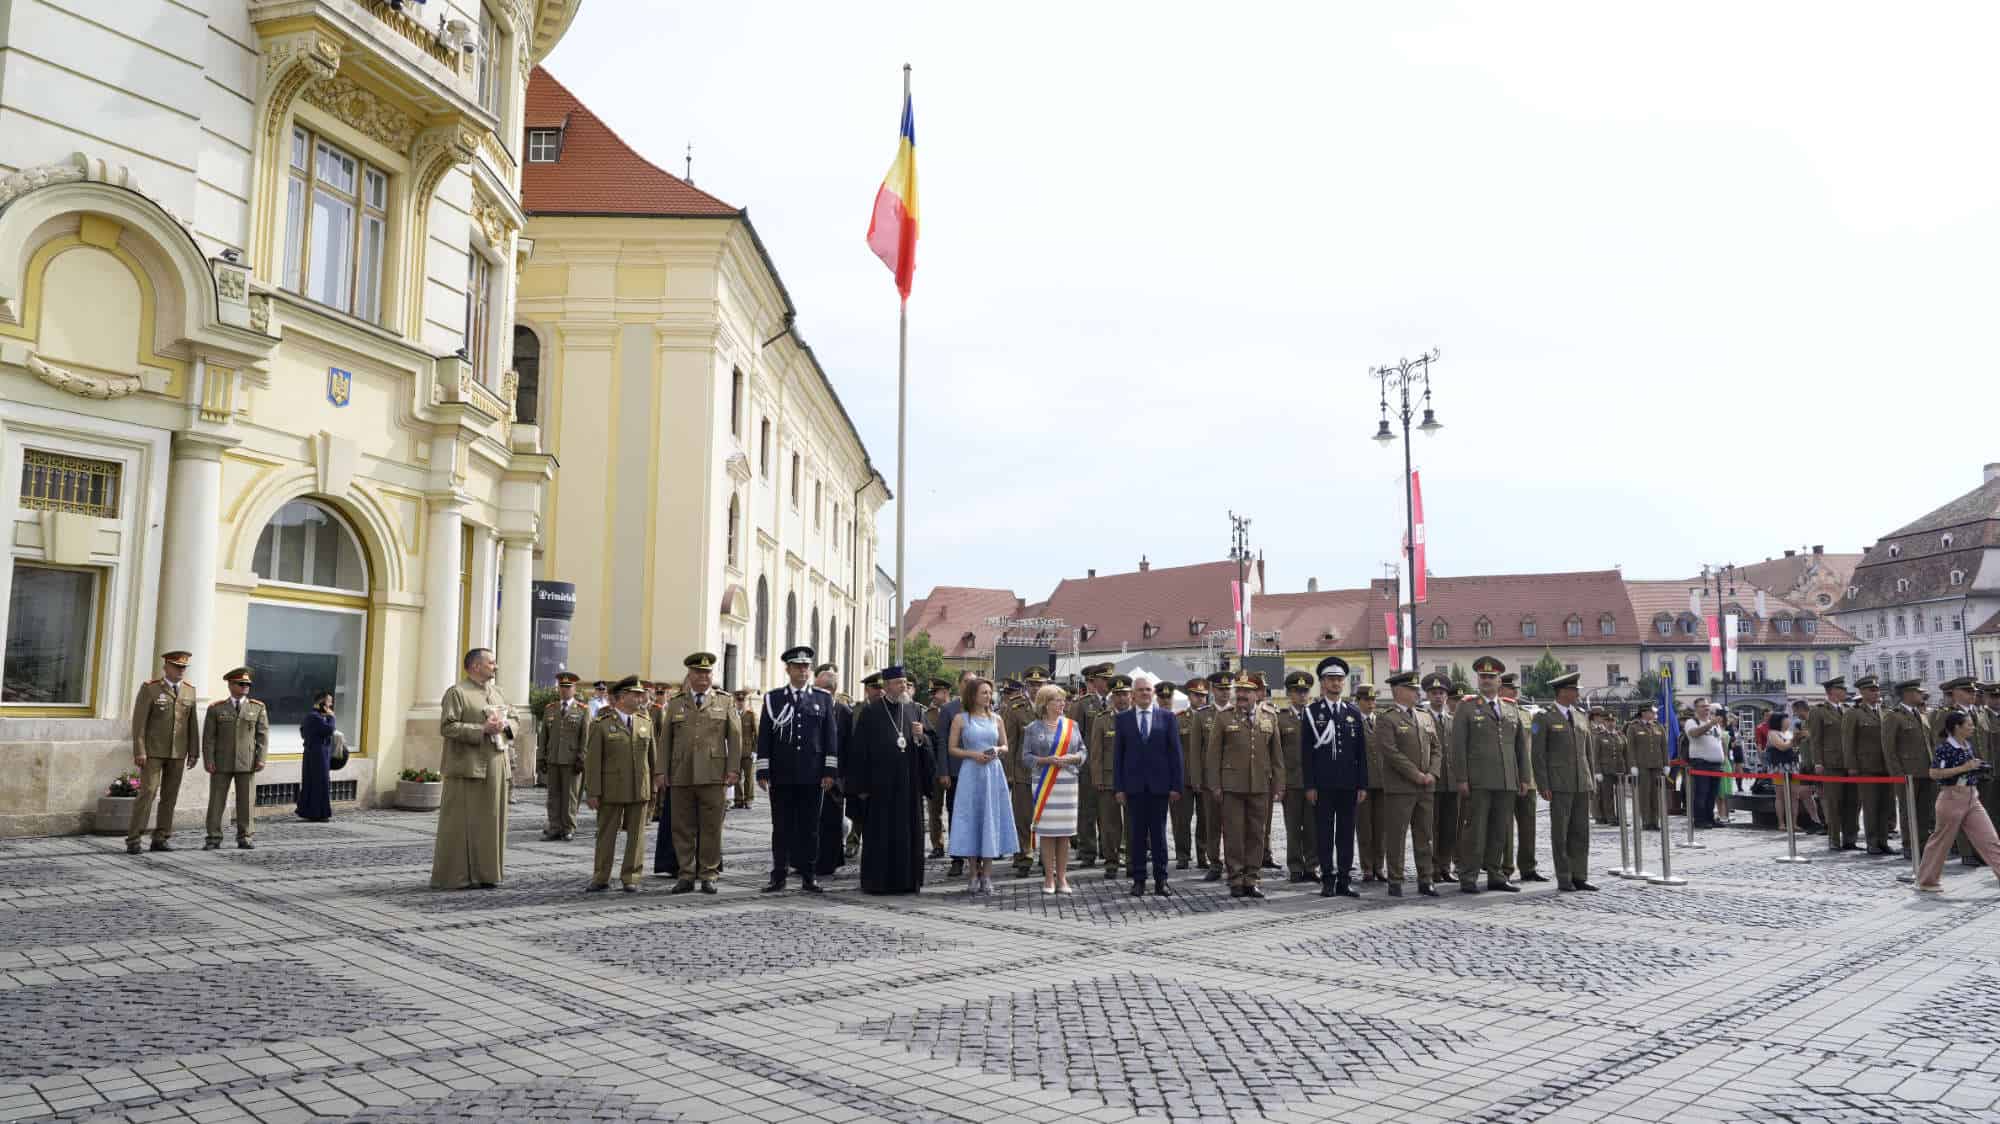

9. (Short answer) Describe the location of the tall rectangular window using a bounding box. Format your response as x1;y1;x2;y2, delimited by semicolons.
1750;659;1766;683
1788;659;1805;685
1813;656;1830;681
3;563;98;706
1605;663;1621;686
1986;656;1995;681
730;369;743;437
466;251;494;385
1686;657;1700;686
477;4;501;115
281;128;388;323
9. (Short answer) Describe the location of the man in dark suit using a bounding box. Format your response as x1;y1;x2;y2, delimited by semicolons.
1302;656;1369;898
1114;674;1184;897
758;646;839;893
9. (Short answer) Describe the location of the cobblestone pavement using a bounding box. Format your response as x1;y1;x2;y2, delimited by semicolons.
5;796;2000;1122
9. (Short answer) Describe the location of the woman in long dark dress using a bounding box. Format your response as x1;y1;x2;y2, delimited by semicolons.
298;690;336;822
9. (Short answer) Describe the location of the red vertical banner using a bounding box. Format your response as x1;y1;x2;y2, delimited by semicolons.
1706;615;1722;681
1410;470;1428;604
1384;611;1401;673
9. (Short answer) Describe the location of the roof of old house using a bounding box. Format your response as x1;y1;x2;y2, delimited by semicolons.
1843;476;2000;612
522;68;740;217
1971;610;2000;637
1624;579;1856;646
1254;588;1375;651
1040;560;1245;654
1360;570;1638;648
901;587;1027;658
1732;551;1861;600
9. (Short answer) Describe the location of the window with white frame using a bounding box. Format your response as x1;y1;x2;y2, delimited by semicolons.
526;129;559;163
1565;615;1582;638
1813;656;1829;681
1749;658;1766;682
465;247;496;386
3;562;101;707
282;128;389;322
1788;658;1804;685
1917;653;1930;680
1775;617;1792;634
249;499;368;755
477;4;502;116
1685;657;1700;686
1986;656;1995;682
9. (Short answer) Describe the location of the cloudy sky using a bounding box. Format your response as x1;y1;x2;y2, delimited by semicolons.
543;2;2000;604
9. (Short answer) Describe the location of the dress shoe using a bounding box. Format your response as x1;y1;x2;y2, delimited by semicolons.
475;882;497;889
1519;871;1550;882
585;882;609;892
1572;881;1599;891
1260;859;1281;870
1103;867;1120;880
1154;882;1171;897
947;859;964;877
561;832;575;842
202;841;220;851
1486;880;1520;893
237;840;254;850
799;880;824;894
1418;883;1440;898
1243;886;1266;900
1303;871;1320;883
1965;856;1987;868
1229;885;1245;898
670;880;696;894
1321;880;1340;898
1387;882;1403;898
1176;858;1190;870
126;841;142;855
1841;843;1863;851
541;832;561;842
1130;883;1147;897
1361;873;1380;883
1867;847;1891;856
1078;857;1098;868
1459;883;1482;895
761;878;787;893
621;884;638;893
1202;869;1222;882
1287;871;1309;884
929;846;945;859
699;880;717;894
1335;883;1360;898
150;841;173;852
1558;884;1577;892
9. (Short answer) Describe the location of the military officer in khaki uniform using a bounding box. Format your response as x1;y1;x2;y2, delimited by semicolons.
1451;656;1529;892
1885;679;1934;858
1172;678;1209;870
734;689;760;810
1842;676;1894;854
1625;704;1669;832
1497;672;1547;882
586;676;661;892
1591;709;1628;825
1532;671;1597;891
1066;664;1113;867
1805;677;1854;851
1084;674;1132;878
1353;683;1387;881
201;667;268;850
1201;675;1234;878
127;650;200;854
1423;673;1458;885
1276;671;1318;882
1005;670;1045;875
922;678;953;858
431;647;515;890
661;651;741;893
1205;673;1282;898
538;672;590;840
1371;672;1441;898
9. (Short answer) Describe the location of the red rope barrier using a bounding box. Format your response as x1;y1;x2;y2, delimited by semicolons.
1667;762;1906;785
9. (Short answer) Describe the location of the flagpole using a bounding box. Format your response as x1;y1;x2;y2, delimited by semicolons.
893;62;910;671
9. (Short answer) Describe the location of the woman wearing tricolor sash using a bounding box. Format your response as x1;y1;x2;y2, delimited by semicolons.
1021;683;1086;895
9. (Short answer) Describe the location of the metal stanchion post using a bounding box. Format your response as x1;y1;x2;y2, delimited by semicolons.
1775;768;1809;864
1648;769;1686;886
1625;770;1655;880
1681;765;1707;850
1898;777;1922;885
1610;774;1631;877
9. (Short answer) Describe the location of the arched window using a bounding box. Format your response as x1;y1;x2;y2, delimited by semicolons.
754;577;769;658
249;499;368;756
511;326;540;425
1654;614;1672;637
828;614;838;662
1564;615;1582;638
1474;616;1492;640
786;592;797;647
1598;613;1616;636
1521;616;1537;639
1431;619;1448;641
810;605;820;652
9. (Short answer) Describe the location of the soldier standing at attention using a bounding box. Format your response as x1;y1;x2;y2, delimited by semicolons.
1277;671;1318;883
649;682;679;879
1086;674;1132;879
1497;673;1547;882
431;648;515;890
1423;673;1458;886
1170;679;1207;870
1592;709;1628;826
1842;676;1894;854
1067;664;1114;869
733;689;760;810
1206;673;1282;899
538;673;589;841
127;650;200;855
661;652;741;894
1591;708;1619;825
1005;671;1043;876
923;678;953;860
761;647;838;893
585;677;659;892
1302;657;1367;897
1371;672;1440;898
1532;672;1597;892
1451;657;1529;893
1353;683;1387;882
200;667;268;851
1886;679;1935;860
1625;703;1668;833
1806;677;1855;851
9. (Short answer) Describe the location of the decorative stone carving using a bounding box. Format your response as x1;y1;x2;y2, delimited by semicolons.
470;197;513;251
300;76;419;152
248;293;272;334
410;123;482;209
0;153;87;210
214;263;247;302
500;368;519;410
260;32;342;141
26;353;141;399
725;451;752;485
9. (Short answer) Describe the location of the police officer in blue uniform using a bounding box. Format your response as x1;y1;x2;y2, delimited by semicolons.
759;645;839;893
1302;655;1369;899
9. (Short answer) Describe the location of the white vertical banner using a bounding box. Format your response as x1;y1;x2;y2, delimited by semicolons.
1724;613;1741;674
1394;557;1415;672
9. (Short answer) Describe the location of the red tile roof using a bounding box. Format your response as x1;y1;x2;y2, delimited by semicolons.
901;587;1027;657
1360;570;1638;648
1040;561;1245;654
522;68;740;217
1621;580;1856;646
1254;589;1375;650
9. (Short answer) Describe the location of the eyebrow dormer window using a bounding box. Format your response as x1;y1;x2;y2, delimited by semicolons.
527;129;560;163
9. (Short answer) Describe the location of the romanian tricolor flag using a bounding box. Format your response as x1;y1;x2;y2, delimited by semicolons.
866;87;919;300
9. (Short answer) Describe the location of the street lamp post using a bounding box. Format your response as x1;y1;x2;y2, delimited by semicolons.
1700;563;1738;726
1228;511;1251;675
1373;349;1442;677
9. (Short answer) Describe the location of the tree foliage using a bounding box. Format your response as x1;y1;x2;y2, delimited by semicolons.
1523;647;1567;698
902;631;948;687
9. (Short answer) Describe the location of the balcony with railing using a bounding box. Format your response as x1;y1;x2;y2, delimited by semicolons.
1710;677;1793;696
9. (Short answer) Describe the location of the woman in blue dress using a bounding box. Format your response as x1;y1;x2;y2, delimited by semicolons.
945;677;1016;894
298;690;336;822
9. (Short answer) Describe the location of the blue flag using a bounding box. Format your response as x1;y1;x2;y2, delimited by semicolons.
1660;675;1680;763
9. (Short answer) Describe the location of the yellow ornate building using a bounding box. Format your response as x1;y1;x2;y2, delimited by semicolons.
0;0;579;834
515;70;887;693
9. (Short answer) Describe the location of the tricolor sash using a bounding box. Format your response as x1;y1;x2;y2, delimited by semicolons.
1031;718;1078;824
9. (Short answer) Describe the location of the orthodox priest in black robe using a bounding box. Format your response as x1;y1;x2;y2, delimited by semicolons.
849;666;934;894
814;665;855;876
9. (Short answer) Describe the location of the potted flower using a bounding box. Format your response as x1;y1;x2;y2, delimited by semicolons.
396;767;443;811
94;770;144;835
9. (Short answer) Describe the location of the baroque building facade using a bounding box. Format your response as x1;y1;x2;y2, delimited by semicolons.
516;70;886;695
0;0;579;834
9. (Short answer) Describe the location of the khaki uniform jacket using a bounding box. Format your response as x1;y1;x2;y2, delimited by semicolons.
739;708;759;771
585;709;659;804
1204;706;1283;794
441;678;512;781
1427;705;1456;787
1884;705;1932;776
1452;694;1529;791
1592;727;1628;775
1843;703;1890;774
1624;719;1667;770
1805;701;1848;771
538;699;591;767
1088;707;1124;786
1930;706;1991;764
201;698;269;773
1531;704;1595;794
1002;700;1033;783
1066;694;1110;752
1371;705;1440;795
131;678;199;762
1181;705;1212;791
663;691;742;786
1276;706;1308;788
1362;712;1382;784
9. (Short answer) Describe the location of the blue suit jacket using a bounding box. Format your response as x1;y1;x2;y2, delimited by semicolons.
1113;707;1185;796
755;686;838;786
1302;698;1368;790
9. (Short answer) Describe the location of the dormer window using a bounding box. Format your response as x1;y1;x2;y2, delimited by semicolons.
1475;616;1492;639
1950;569;1966;586
527;129;561;163
1896;578;1911;594
1431;619;1448;641
1564;615;1583;638
1678;614;1699;636
1599;613;1617;636
1942;533;1956;549
1888;544;1902;558
1520;617;1537;639
1774;617;1792;635
1654;614;1672;637
1142;621;1160;640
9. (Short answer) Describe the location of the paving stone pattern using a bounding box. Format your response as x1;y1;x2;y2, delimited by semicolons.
2;798;1999;1122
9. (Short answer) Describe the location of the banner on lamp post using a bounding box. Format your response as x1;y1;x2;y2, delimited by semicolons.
1410;469;1427;604
1724;613;1740;674
1384;611;1400;674
1707;614;1722;681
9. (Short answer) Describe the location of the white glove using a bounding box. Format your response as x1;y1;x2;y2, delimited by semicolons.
1629;768;1639;779
1594;773;1605;782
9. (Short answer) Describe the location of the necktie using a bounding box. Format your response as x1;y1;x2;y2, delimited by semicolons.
1141;710;1151;740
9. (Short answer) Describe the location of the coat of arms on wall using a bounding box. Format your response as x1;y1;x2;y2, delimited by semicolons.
327;367;352;407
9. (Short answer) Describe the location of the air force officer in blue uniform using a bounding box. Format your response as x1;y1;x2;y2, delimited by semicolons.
1303;656;1369;898
758;645;838;893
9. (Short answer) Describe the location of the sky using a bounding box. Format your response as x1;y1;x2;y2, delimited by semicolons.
542;2;2000;605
